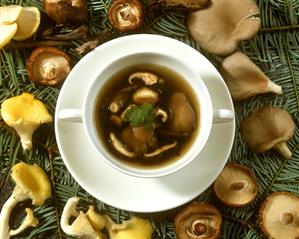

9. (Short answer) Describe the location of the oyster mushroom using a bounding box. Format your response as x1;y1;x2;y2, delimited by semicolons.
26;47;72;86
108;90;130;113
147;0;210;10
132;87;159;104
110;132;135;158
154;107;168;123
187;0;261;55
44;0;88;25
0;93;53;150
105;216;153;239
259;192;299;239
128;72;158;85
120;126;157;154
0;162;51;239
213;163;258;206
169;92;195;133
241;107;295;159
61;197;106;238
120;104;137;121
175;202;222;239
219;52;282;100
144;141;177;158
108;0;143;32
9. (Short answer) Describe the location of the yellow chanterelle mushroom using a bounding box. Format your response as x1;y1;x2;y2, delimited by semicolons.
0;162;52;239
1;92;53;150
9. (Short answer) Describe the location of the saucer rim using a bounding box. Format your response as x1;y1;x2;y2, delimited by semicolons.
55;34;235;213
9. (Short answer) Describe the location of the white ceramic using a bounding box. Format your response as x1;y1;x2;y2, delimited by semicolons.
55;34;235;212
57;35;234;178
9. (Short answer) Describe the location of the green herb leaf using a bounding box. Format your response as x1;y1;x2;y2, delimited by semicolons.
125;103;156;129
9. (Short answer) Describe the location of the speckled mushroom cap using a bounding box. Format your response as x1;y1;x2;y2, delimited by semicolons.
187;0;260;55
213;163;258;207
259;192;299;239
175;202;222;239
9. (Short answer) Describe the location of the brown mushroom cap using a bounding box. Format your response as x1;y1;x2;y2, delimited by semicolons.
187;0;260;55
259;192;299;239
44;0;88;25
26;47;72;86
219;52;282;100
213;163;258;207
175;202;222;239
241;107;295;159
108;0;143;32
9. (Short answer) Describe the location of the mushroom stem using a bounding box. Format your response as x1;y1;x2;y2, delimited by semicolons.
10;208;39;236
230;180;248;190
274;141;292;159
0;186;30;239
280;212;294;225
267;80;283;95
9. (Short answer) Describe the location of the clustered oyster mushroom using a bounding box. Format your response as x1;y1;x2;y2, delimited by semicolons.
106;71;196;159
0;92;53;150
213;163;258;207
108;0;144;32
60;197;153;239
0;162;52;239
259;192;299;239
219;52;282;100
175;202;222;239
187;0;260;55
44;0;88;25
60;197;106;238
241;107;295;159
26;47;72;86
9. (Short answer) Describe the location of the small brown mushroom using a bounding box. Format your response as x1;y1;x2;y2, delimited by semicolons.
219;52;282;100
26;47;72;86
144;141;177;158
108;0;143;32
175;202;222;239
259;192;299;239
169;92;195;133
132;87;159;104
187;0;261;55
44;0;88;25
109;91;129;113
120;126;157;154
110;115;123;127
213;163;258;207
241;107;295;159
128;72;159;85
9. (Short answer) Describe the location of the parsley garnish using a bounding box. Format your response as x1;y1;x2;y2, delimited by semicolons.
124;103;156;129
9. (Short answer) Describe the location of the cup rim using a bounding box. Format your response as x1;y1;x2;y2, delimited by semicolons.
82;51;213;178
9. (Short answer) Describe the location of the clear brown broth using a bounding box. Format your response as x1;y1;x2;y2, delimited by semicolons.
94;64;200;169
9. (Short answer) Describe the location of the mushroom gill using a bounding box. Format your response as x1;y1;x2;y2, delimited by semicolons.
187;0;260;55
219;52;282;100
241;107;295;159
175;202;222;239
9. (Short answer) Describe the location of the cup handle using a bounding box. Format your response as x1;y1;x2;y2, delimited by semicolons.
213;109;234;123
58;109;83;123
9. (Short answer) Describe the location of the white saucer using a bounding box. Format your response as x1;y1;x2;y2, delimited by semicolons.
55;34;235;213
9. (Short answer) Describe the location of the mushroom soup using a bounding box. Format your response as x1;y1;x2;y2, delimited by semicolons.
94;64;199;169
